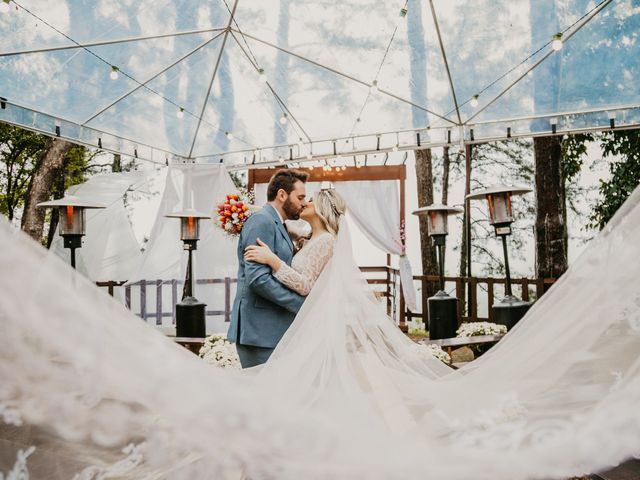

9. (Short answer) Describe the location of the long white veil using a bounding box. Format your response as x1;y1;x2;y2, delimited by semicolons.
3;184;640;478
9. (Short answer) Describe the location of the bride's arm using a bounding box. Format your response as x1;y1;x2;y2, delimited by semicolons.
245;235;334;296
274;236;334;295
244;238;283;271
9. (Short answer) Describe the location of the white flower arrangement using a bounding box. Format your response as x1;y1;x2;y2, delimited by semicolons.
410;342;451;364
456;322;507;338
198;334;241;370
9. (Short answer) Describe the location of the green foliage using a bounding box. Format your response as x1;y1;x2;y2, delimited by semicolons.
230;170;247;190
64;145;89;190
0;124;48;220
590;129;640;230
461;139;535;277
561;133;593;183
1;123;120;225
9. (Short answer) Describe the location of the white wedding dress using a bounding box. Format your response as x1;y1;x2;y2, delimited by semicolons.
3;185;640;479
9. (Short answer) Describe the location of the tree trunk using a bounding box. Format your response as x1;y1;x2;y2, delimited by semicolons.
440;146;452;268
441;146;450;205
21;138;73;244
45;164;68;249
533;136;568;279
415;149;438;297
458;144;473;317
112;153;122;172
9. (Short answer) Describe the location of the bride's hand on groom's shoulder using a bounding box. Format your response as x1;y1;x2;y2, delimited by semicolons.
245;239;282;272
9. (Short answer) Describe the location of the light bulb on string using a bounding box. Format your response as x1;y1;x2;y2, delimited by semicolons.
306;153;312;160
258;68;267;83
552;33;563;51
176;107;184;119
279;113;288;125
470;95;479;108
109;66;119;80
278;156;285;163
399;6;407;17
225;131;233;140
392;144;399;152
370;80;378;94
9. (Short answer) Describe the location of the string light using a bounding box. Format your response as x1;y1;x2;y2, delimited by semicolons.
370;80;378;94
225;131;233;140
176;107;184;119
551;33;563;51
399;6;407;17
109;65;119;80
279;113;288;125
306;153;312;160
392;144;398;152
278;156;285;163
470;95;479;108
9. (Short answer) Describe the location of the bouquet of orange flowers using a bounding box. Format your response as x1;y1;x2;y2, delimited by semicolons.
217;193;251;236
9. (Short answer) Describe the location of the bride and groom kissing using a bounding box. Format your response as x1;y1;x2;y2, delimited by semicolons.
228;169;346;368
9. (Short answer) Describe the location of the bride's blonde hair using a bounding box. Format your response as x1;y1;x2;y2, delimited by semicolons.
314;189;346;235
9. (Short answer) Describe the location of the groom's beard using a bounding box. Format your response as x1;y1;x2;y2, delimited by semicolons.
283;197;301;220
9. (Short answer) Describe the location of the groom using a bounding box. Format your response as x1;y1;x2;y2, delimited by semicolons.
228;169;309;368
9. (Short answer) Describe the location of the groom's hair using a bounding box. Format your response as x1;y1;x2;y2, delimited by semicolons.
267;169;309;201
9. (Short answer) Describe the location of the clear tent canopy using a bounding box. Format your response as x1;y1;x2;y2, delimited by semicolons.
0;0;639;170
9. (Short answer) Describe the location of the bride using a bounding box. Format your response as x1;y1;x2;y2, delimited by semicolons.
2;182;640;478
243;188;344;298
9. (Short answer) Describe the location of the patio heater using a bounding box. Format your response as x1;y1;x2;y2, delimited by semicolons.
466;185;532;329
412;204;463;339
166;209;211;338
37;196;105;269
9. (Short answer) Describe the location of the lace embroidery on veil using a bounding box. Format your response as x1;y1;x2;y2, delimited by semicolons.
3;186;640;478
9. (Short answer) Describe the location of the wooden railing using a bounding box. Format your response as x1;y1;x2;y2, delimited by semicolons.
98;271;555;327
360;266;401;322
405;274;557;325
96;267;403;325
96;278;237;325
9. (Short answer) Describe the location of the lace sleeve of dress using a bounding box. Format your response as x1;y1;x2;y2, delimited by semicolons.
274;234;334;296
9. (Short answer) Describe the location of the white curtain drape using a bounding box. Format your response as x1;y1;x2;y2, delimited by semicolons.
128;163;238;280
334;181;417;312
126;164;238;332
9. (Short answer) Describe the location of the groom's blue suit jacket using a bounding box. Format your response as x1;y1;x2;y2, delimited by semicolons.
228;204;305;348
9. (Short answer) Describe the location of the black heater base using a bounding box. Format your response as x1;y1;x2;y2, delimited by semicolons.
492;295;531;330
428;291;459;340
175;297;206;338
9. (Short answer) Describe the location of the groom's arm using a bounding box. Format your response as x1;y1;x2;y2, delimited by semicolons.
243;215;305;313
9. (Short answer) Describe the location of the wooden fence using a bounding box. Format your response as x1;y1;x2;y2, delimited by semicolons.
405;274;557;325
96;267;401;325
97;270;555;327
